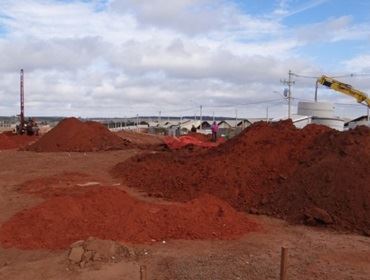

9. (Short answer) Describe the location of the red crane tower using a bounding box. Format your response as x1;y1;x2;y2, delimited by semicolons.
20;69;25;129
16;69;39;135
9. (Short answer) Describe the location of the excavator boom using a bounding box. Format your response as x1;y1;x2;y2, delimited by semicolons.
317;75;370;107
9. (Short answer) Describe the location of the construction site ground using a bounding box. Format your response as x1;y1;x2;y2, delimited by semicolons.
0;149;369;280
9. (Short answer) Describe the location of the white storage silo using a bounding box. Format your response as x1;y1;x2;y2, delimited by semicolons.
297;102;344;131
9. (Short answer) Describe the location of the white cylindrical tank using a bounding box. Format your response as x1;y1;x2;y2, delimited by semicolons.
297;102;344;131
297;102;335;118
312;117;344;131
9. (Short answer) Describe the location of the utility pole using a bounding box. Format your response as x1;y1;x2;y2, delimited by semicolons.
20;69;25;127
235;108;238;128
200;105;203;123
266;107;269;122
314;80;319;102
281;70;295;119
158;111;161;123
212;111;215;122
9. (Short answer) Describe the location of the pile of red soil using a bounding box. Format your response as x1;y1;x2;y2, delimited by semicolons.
115;130;165;150
164;134;225;149
112;121;329;206
0;187;258;249
260;126;370;234
0;131;38;150
187;132;211;142
112;120;370;234
26;118;132;152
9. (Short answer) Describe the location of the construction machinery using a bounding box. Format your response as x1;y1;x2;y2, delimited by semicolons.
15;69;39;135
315;75;370;107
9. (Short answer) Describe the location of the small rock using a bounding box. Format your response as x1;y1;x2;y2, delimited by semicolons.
279;174;287;180
127;247;136;258
304;207;333;225
79;261;86;268
249;208;259;214
82;250;94;262
93;253;102;261
70;240;85;248
84;239;129;261
69;246;84;263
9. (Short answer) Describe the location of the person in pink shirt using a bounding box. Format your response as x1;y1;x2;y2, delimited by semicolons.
211;121;219;142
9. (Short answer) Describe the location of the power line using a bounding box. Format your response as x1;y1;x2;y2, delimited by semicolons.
205;98;283;108
292;73;318;79
292;72;370;79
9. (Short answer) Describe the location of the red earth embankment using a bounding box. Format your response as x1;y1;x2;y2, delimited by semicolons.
26;118;132;152
112;121;329;205
163;134;225;149
115;130;165;150
260;125;370;234
0;131;38;150
112;120;370;234
0;187;258;249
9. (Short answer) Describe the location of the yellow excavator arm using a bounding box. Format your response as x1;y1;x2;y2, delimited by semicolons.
316;75;370;107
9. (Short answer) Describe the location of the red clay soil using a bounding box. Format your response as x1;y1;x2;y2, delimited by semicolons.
19;172;102;199
26;118;132;152
112;120;370;234
112;121;329;206
164;134;225;149
187;132;212;142
0;131;38;150
115;130;165;150
260;125;370;234
0;187;258;250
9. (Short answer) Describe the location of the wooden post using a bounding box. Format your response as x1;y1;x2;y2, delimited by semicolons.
280;247;288;280
140;265;147;280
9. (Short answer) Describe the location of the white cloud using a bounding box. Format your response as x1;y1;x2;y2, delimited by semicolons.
0;37;105;72
109;0;222;34
291;14;370;44
343;55;370;72
0;0;367;119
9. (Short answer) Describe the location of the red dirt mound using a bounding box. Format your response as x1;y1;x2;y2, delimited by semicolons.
0;131;38;150
115;130;165;150
260;125;370;234
163;135;224;149
112;120;370;234
112;121;329;206
26;118;132;152
187;132;211;142
0;187;258;250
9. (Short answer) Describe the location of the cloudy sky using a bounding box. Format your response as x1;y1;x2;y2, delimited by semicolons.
0;0;370;118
